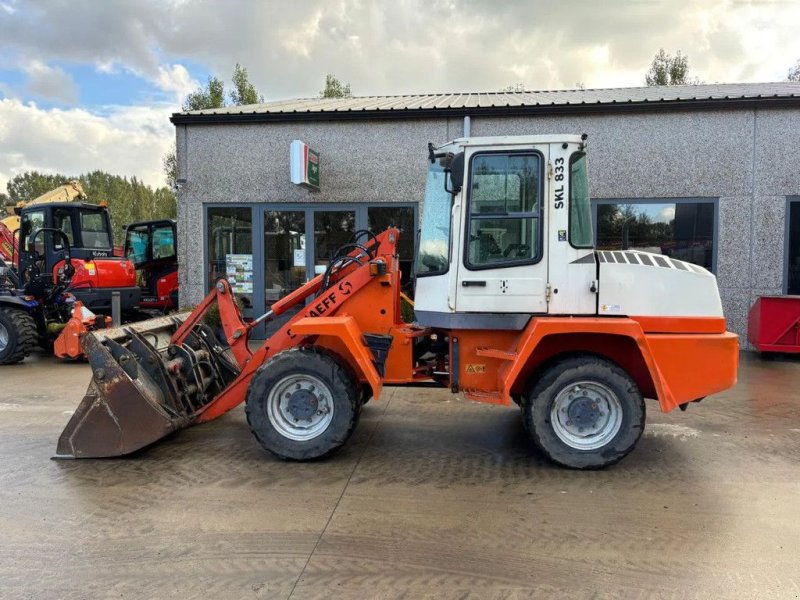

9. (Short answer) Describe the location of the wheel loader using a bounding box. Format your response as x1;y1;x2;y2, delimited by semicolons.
56;134;739;469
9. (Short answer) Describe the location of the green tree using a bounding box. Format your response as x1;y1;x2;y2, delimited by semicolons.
645;49;692;86
230;63;264;105
320;74;352;98
788;59;800;82
163;147;178;190
7;171;66;203
182;76;225;111
4;170;176;243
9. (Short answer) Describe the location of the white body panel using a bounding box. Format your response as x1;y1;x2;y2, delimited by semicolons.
597;251;723;317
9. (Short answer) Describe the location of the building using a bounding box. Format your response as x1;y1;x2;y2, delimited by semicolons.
170;82;800;342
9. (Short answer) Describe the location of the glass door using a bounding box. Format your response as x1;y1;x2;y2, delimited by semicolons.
313;210;356;276
788;200;800;295
264;210;306;335
207;207;254;319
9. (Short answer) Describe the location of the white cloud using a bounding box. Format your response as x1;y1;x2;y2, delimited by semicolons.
23;60;79;103
154;64;199;102
0;98;173;192
659;206;676;222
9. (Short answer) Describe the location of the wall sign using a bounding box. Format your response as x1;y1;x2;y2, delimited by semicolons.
290;140;320;191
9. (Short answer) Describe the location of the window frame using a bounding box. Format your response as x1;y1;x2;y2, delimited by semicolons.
463;150;545;272
591;197;719;274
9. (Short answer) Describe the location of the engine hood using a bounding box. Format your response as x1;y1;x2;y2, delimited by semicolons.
597;250;723;318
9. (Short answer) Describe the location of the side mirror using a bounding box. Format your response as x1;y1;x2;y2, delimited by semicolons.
444;152;465;195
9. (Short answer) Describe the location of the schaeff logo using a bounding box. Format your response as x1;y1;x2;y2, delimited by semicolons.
308;281;353;317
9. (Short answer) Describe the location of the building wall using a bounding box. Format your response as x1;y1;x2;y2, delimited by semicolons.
176;107;800;343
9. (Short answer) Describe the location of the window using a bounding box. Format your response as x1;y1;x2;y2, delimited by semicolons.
416;161;450;276
21;210;45;255
78;210;112;249
125;225;150;265
151;224;175;259
569;153;593;248
368;205;415;284
53;208;75;247
594;199;716;271
207;207;253;310
787;200;800;295
465;153;541;269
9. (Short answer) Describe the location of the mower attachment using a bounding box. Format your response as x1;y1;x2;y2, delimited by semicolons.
56;312;240;458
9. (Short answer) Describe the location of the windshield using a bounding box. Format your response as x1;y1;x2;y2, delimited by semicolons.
416;161;451;276
79;209;112;249
569;153;593;248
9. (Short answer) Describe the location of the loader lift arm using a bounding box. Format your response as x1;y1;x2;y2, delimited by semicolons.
56;229;400;458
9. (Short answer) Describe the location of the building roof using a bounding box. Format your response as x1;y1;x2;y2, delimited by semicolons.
171;82;800;124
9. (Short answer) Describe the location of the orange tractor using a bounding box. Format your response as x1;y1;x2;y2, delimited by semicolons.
57;135;739;468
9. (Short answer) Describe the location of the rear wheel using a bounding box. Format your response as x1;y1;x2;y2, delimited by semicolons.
246;347;360;461
0;308;37;365
524;355;645;469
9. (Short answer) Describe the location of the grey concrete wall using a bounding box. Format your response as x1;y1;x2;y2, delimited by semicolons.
177;107;800;343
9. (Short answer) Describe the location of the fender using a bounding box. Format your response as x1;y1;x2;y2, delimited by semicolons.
289;315;383;402
502;317;673;412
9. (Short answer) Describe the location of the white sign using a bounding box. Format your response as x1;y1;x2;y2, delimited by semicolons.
293;248;306;267
225;254;253;295
290;140;320;191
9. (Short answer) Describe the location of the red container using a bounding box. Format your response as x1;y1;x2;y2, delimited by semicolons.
748;295;800;353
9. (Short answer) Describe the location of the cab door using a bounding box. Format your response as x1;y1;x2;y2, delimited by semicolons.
454;146;548;315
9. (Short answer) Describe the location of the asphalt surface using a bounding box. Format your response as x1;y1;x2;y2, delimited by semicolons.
0;351;799;599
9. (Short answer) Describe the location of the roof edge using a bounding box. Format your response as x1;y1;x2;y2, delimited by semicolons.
170;95;800;125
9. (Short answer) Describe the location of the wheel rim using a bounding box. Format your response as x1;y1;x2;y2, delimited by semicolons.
0;321;8;353
266;374;335;441
550;380;623;450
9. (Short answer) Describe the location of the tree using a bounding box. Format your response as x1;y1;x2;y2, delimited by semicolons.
788;59;800;82
182;76;225;111
645;49;692;86
4;170;176;242
163;148;178;190
501;83;525;92
320;74;352;98
167;64;265;187
6;171;65;203
230;63;264;105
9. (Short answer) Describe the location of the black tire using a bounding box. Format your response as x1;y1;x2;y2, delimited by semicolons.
0;307;37;365
523;355;645;469
245;347;360;461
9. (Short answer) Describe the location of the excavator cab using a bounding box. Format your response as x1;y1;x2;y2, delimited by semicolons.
17;203;139;314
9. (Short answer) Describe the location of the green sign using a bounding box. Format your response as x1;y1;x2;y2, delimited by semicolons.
307;147;320;189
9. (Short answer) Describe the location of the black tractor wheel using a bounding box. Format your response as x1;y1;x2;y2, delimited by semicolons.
246;347;361;461
524;355;645;469
0;308;37;365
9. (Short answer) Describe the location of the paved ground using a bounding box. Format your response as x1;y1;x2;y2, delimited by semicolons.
0;351;799;599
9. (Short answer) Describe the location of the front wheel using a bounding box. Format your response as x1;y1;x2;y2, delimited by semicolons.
524;355;645;469
0;308;37;365
245;347;360;461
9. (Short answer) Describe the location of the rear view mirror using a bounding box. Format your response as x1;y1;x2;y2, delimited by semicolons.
443;152;465;194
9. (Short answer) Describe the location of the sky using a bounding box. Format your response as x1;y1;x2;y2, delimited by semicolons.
0;0;799;193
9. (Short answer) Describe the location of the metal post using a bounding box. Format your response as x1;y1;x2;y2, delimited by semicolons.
111;291;121;327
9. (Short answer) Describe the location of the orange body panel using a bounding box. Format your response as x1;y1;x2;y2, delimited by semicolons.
179;227;738;426
452;316;739;413
53;301;112;360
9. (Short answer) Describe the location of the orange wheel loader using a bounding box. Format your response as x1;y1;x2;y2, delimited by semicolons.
56;135;739;469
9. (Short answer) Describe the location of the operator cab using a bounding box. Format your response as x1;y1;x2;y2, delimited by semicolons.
19;203;114;268
415;135;595;328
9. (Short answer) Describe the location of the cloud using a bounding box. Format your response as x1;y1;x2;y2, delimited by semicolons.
0;98;173;191
22;60;79;103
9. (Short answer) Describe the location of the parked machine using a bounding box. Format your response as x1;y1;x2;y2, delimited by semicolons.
0;192;139;364
122;219;179;313
57;135;739;469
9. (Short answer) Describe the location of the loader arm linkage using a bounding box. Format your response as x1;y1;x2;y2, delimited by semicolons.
56;229;400;458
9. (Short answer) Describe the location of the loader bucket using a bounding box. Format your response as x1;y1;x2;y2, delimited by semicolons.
56;313;241;458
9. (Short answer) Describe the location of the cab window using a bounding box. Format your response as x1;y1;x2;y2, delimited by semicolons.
465;152;542;269
79;210;112;249
151;225;175;259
